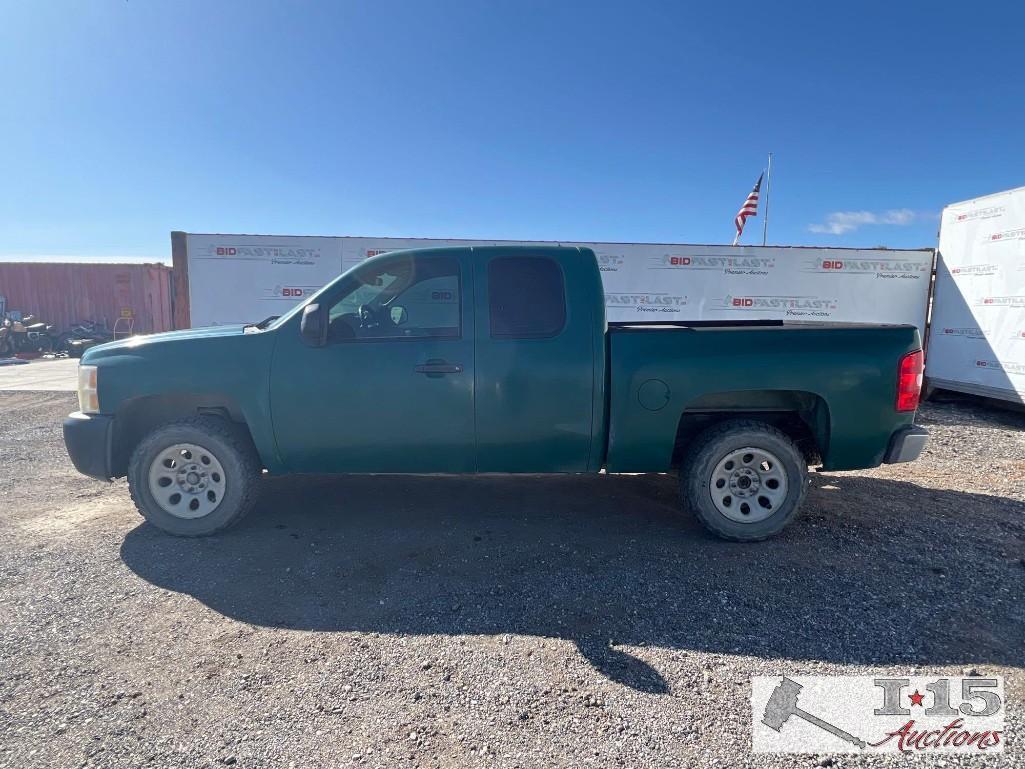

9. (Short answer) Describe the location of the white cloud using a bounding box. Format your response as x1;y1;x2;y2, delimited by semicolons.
808;208;918;235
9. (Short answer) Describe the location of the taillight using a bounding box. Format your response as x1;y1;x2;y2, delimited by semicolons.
896;350;924;412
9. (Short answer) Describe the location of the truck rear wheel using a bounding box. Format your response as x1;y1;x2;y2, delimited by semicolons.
680;419;808;542
127;417;260;536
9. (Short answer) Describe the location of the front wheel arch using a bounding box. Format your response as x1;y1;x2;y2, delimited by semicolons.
111;393;260;477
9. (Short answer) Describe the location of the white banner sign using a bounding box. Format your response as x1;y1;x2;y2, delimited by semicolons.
929;186;1025;403
184;233;932;332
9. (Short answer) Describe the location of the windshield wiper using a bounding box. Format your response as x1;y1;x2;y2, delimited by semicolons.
244;315;279;332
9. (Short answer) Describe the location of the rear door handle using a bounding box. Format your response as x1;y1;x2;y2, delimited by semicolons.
415;360;463;375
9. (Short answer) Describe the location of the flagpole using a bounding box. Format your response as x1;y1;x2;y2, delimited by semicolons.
761;152;772;246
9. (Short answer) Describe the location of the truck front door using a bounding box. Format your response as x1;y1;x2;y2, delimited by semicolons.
269;251;476;473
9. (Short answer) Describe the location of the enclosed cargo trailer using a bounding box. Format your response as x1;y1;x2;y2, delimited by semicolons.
170;231;933;334
929;186;1025;404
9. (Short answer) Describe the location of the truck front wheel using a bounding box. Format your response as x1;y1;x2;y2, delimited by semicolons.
127;417;260;536
680;419;808;542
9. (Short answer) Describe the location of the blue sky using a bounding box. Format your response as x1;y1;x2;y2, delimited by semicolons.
1;1;1022;261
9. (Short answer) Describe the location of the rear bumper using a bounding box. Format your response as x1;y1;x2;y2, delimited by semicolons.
883;425;929;464
63;412;114;480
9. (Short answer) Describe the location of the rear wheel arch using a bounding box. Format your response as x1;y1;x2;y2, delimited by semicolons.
670;389;831;468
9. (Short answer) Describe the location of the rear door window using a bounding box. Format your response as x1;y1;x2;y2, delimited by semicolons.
488;256;566;338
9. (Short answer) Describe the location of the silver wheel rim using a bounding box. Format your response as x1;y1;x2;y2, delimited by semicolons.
147;443;227;519
709;446;788;523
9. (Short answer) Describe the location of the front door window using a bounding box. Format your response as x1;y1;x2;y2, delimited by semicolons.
327;255;461;342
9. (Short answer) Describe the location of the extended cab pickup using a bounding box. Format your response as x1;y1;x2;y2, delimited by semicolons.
63;246;928;541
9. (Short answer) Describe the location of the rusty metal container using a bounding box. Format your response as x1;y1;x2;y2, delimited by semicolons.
0;262;173;334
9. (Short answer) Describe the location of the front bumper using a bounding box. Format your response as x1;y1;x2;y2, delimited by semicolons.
63;412;114;480
883;425;929;464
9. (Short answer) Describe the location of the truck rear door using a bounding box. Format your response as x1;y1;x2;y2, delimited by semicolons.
472;247;597;472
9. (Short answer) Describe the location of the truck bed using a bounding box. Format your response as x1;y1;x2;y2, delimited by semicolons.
604;321;922;473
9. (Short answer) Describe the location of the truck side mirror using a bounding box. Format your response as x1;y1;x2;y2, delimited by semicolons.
300;304;327;347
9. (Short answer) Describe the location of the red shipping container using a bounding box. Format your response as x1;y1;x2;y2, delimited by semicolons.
0;262;173;335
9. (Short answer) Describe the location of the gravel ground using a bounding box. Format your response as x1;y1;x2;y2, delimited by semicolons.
0;391;1022;768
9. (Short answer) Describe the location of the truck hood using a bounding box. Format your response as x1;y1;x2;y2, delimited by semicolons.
82;325;249;361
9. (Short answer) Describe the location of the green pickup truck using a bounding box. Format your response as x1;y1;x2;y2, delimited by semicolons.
63;245;927;541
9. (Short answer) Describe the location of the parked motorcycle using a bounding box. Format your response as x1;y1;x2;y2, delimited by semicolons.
3;314;57;353
57;319;114;357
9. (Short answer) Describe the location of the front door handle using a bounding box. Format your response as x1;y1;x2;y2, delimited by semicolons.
415;360;463;375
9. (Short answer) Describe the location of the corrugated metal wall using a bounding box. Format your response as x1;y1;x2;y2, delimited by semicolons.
0;263;173;334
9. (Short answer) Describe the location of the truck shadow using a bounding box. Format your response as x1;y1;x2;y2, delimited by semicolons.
119;472;1025;694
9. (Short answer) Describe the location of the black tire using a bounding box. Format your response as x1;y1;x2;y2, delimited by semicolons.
680;419;808;542
128;416;261;536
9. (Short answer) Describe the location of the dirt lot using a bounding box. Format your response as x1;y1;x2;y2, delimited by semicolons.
0;391;1022;768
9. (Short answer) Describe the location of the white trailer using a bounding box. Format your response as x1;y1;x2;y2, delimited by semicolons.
171;232;932;335
928;186;1025;404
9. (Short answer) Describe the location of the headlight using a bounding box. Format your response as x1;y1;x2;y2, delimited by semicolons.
77;365;99;413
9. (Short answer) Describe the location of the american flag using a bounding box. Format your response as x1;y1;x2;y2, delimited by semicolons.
732;173;763;245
